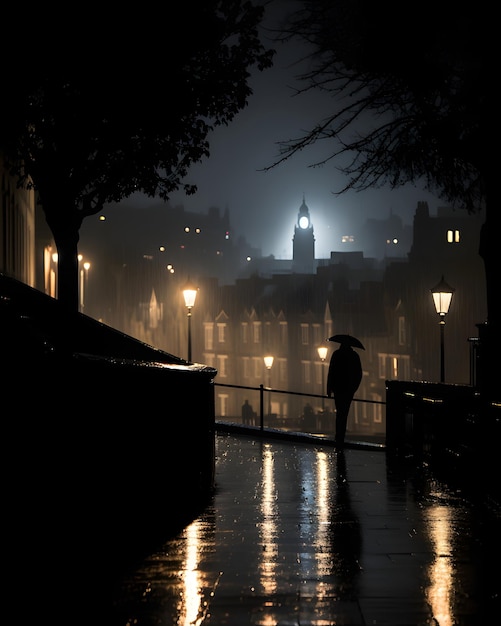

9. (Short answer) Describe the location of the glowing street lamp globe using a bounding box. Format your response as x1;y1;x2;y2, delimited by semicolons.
264;355;274;370
430;275;455;383
182;282;198;363
431;276;455;318
183;287;197;310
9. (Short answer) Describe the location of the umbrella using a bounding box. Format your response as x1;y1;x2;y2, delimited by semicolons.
328;334;365;350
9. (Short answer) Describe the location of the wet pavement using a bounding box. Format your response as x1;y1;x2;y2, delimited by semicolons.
111;431;500;625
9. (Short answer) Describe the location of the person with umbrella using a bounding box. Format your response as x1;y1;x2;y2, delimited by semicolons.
326;334;364;448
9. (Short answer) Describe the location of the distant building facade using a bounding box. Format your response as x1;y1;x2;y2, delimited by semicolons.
0;152;36;287
3;163;486;441
86;196;484;440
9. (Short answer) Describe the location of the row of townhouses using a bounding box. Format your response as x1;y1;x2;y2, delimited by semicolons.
74;197;487;437
1;154;486;438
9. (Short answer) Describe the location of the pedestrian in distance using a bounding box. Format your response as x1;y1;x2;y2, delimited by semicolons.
326;335;364;447
241;399;254;425
302;402;316;430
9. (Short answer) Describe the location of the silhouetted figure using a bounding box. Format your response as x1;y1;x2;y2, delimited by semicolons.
241;399;254;425
327;343;362;446
302;402;316;430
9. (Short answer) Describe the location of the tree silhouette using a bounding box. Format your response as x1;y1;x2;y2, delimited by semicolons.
0;2;274;316
269;0;496;393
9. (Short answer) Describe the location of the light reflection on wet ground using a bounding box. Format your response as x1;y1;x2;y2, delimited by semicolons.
111;432;500;625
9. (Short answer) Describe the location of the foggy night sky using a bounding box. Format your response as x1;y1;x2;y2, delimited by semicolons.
92;1;445;260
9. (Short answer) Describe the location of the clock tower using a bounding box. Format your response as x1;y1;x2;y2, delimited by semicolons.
292;195;315;274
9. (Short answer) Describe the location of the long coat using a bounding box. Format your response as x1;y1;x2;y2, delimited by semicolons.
327;344;362;400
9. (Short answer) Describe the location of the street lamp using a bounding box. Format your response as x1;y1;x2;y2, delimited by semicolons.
317;345;328;411
80;261;90;312
50;252;58;298
183;282;198;363
431;275;455;383
77;255;91;312
264;355;274;416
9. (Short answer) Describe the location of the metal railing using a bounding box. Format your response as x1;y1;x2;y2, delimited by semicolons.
213;381;386;445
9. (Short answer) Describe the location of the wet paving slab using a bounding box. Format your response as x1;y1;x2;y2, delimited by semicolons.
111;432;501;625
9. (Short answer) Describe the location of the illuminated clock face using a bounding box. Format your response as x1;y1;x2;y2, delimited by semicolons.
299;215;309;229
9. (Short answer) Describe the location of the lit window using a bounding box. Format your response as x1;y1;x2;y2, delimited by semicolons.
447;229;460;243
253;322;261;343
204;323;214;350
217;323;226;343
301;324;309;345
312;324;322;346
217;355;227;377
218;393;229;416
378;353;410;379
391;356;398;378
243;357;250;379
253;357;261;378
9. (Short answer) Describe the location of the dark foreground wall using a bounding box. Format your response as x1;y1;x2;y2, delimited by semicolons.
1;273;217;624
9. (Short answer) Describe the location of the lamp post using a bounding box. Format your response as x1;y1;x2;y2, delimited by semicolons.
51;252;58;298
81;261;90;312
77;255;91;313
183;283;198;363
264;355;274;416
431;275;455;383
317;345;328;411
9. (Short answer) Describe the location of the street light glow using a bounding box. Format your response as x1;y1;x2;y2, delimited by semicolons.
183;288;198;309
431;275;455;383
317;346;328;361
431;276;455;317
183;282;198;363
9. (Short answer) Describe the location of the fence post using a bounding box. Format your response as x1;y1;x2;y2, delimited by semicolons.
259;384;264;431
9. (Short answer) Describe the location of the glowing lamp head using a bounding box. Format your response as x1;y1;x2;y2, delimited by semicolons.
431;276;455;318
183;286;197;309
264;355;274;369
317;346;328;361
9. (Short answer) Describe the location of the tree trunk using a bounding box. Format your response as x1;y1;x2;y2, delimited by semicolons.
42;195;83;358
54;230;79;314
41;188;83;315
